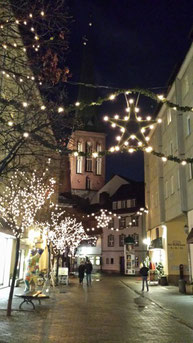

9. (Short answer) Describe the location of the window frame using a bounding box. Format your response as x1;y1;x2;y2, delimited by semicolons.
107;234;114;247
96;143;102;175
119;234;126;247
119;216;126;229
187;116;191;136
85;141;93;172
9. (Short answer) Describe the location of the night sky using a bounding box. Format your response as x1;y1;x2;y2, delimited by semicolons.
66;0;193;182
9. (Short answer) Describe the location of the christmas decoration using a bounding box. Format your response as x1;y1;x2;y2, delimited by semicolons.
0;170;56;316
47;217;96;256
104;96;162;153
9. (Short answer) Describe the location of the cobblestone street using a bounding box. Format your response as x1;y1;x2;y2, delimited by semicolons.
0;275;193;343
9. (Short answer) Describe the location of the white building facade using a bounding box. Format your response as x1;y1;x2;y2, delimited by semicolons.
144;42;193;284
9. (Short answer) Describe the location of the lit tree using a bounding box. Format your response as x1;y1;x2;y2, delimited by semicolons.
0;0;71;177
48;217;95;256
0;171;56;316
45;215;96;278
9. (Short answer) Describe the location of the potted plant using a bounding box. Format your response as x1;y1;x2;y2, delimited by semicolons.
185;281;193;294
156;262;168;286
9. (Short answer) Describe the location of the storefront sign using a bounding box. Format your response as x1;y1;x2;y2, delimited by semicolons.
168;240;185;250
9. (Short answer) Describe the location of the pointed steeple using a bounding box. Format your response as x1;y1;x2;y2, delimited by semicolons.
76;17;102;132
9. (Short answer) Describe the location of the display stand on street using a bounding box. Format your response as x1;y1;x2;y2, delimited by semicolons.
58;267;69;285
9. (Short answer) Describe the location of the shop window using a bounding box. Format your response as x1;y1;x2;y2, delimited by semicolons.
119;234;126;247
85;141;92;172
106;258;109;264
108;234;114;247
119;216;126;229
95;256;100;266
110;258;114;264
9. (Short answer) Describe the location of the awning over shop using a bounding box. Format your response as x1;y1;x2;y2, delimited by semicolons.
124;236;135;244
187;228;193;244
149;237;163;249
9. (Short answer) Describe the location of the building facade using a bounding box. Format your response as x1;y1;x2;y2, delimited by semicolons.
91;176;146;274
69;130;106;201
144;42;193;284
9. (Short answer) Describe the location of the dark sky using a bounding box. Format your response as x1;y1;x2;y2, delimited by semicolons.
66;0;193;182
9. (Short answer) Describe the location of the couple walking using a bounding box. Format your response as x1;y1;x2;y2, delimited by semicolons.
78;260;93;286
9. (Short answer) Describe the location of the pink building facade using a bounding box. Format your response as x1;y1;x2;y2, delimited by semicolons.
70;130;106;201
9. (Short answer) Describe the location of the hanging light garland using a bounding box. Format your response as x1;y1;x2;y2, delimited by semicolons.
104;96;162;153
67;83;193;113
1;4;193;165
86;208;148;232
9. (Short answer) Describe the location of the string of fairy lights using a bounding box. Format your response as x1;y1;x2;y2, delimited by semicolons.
46;216;96;255
0;171;56;238
84;208;148;232
1;4;193;166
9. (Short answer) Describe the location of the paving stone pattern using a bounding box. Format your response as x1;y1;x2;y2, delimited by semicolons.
0;275;193;343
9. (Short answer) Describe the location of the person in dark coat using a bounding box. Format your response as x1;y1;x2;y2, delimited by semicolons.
85;260;93;286
78;261;85;284
140;263;149;291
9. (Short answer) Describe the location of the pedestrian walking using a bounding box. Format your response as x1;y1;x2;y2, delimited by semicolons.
85;260;93;286
140;262;149;292
78;261;85;284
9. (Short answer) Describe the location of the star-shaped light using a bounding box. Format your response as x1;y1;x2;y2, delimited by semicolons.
104;97;162;153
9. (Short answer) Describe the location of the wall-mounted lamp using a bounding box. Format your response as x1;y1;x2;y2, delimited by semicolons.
184;224;189;235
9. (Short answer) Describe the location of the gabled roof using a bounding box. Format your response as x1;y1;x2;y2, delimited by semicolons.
108;174;136;183
111;182;144;202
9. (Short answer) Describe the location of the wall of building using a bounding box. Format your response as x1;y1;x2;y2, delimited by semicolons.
145;43;193;282
69;130;106;194
102;215;146;274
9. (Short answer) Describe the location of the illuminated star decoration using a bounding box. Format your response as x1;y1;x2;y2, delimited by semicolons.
104;95;162;154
